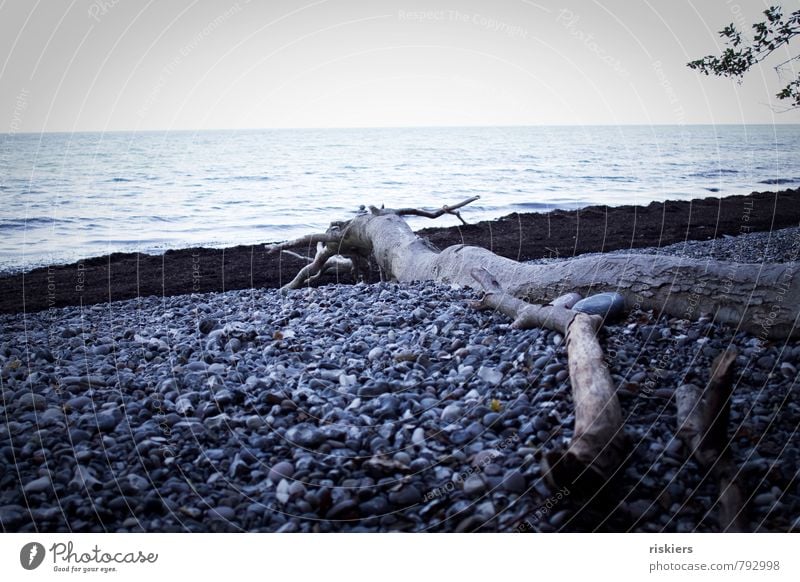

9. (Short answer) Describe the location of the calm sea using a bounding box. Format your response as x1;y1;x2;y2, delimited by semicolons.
1;124;798;272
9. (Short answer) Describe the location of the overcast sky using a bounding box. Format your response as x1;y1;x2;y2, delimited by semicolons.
1;0;799;132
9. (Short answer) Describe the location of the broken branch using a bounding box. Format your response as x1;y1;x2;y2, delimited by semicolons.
675;348;747;532
469;267;625;492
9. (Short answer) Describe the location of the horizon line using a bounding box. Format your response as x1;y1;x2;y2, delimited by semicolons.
4;120;800;136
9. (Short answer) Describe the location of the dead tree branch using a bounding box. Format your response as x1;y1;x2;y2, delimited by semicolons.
675;348;747;532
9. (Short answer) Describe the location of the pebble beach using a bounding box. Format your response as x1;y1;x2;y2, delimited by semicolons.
1;225;799;533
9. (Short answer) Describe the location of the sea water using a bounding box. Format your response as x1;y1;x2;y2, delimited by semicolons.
1;124;798;271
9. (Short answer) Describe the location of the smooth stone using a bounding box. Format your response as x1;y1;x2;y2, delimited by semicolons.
245;415;265;430
441;404;463;423
19;393;46;411
268;461;295;483
360;496;390;515
95;412;118;432
66;396;92;410
208;506;236;521
463;475;487;496
286;424;324;448
388;485;422;506
276;479;291;504
533;355;550;369
23;475;51;494
757;355;775;369
572;292;625;321
203;413;230;431
326;499;358;520
393;451;411;465
39;407;64;425
93;344;112;356
550;292;582;309
473;449;500;466
501;470;527;494
411;427;426;447
482;412;501;427
753;492;776;506
69;428;92;444
357;382;392;398
477;366;503;386
780;362;797;378
367;347;385;362
127;474;149;491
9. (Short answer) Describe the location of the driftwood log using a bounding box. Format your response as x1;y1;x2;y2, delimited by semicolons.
675;348;747;532
270;198;793;510
267;197;799;339
469;267;625;490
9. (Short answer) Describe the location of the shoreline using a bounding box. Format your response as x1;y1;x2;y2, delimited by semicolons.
1;187;799;315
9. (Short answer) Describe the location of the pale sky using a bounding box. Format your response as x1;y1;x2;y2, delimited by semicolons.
1;0;799;132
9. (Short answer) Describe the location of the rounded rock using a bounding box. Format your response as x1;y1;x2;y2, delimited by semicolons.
268;461;295;483
572;292;626;321
441;404;463;423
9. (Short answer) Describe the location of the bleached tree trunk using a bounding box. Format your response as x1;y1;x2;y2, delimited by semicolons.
269;205;798;340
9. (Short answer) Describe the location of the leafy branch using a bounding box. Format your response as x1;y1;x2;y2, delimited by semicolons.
688;6;800;108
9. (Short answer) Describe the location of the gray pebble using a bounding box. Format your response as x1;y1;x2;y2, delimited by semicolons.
463;475;487;496
441;404;463;423
23;475;51;494
573;292;625;321
268;461;295;483
18;393;46;411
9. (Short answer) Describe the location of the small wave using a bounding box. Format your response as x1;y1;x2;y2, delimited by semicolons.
205;175;271;182
0;217;67;229
758;178;798;185
578;175;636;182
108;177;133;182
508;202;561;210
688;169;739;178
704;187;721;192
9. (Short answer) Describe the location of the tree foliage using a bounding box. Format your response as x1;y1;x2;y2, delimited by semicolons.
688;6;800;108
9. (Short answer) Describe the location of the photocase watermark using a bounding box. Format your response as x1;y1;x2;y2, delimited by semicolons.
75;259;86;293
422;432;520;502
7;87;29;134
556;9;629;78
718;199;753;302
20;541;158;573
138;1;251;119
87;0;122;22
726;0;748;35
514;485;571;531
2;87;29;170
752;262;795;353
50;541;158;574
20;542;46;570
398;9;529;40
652;60;685;124
192;252;201;292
